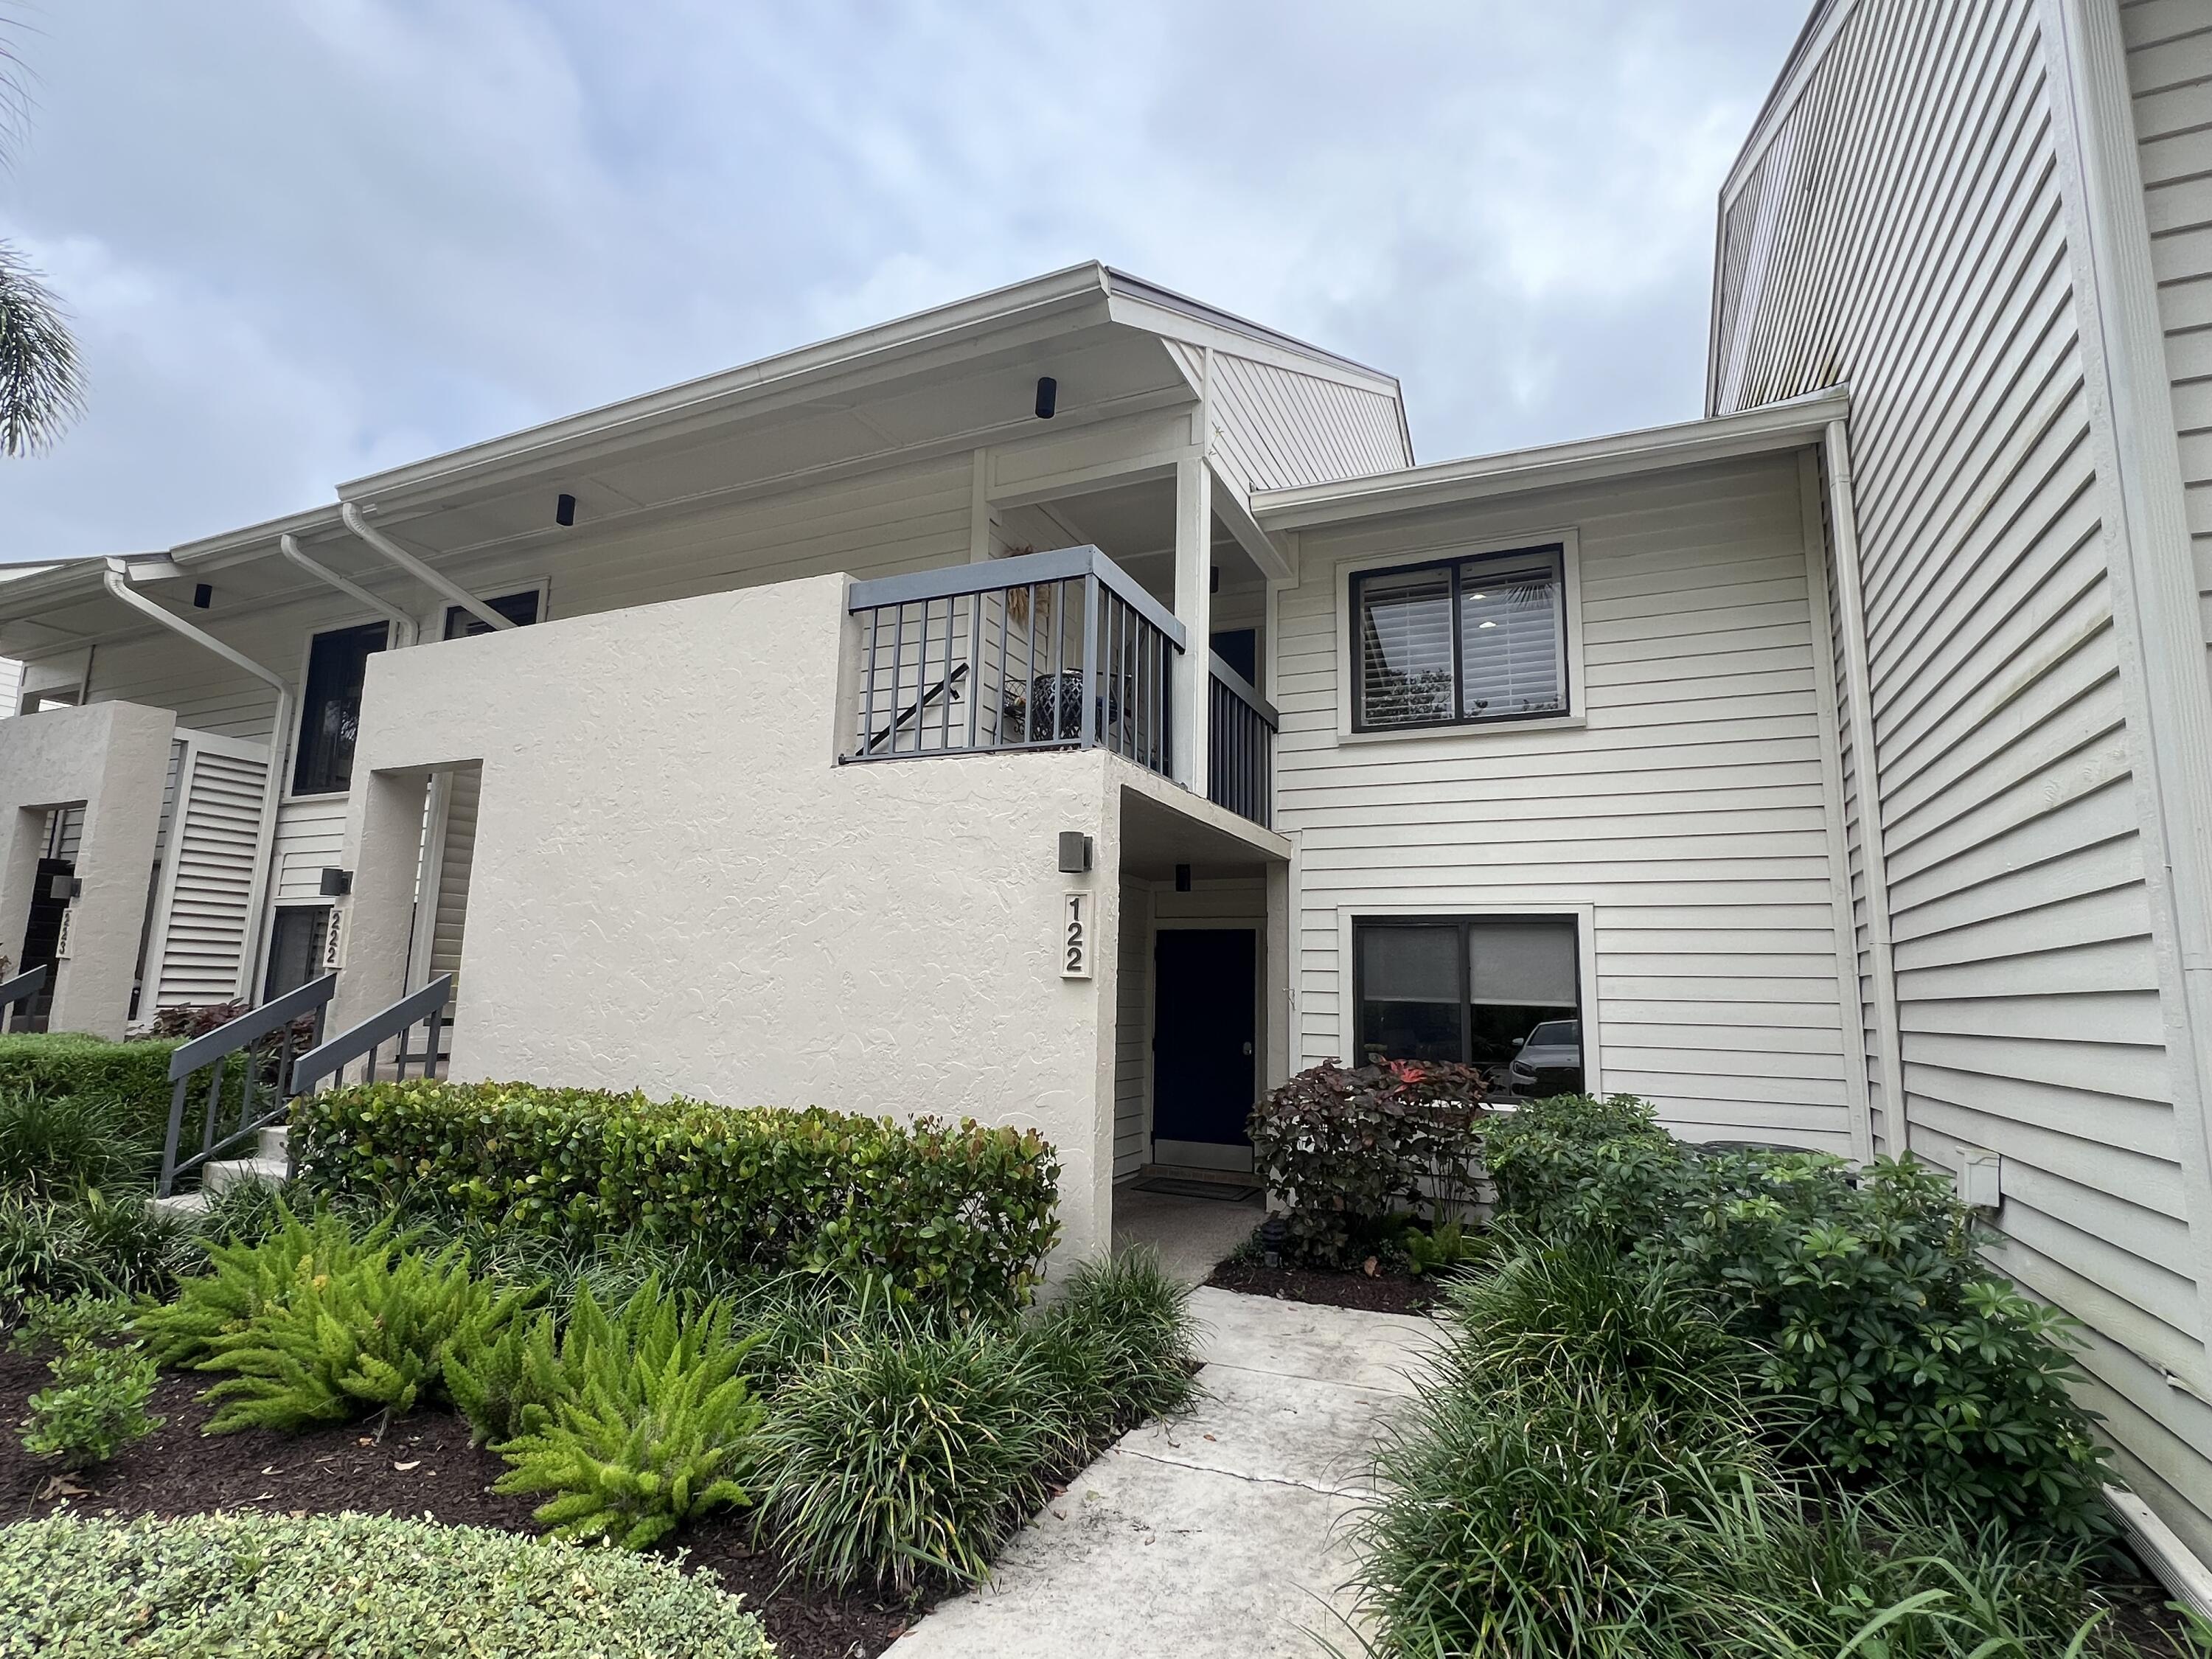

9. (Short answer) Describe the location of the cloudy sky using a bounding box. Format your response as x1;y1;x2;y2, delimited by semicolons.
0;1;1804;559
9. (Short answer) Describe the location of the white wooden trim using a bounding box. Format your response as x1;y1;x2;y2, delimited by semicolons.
1332;902;1603;1096
1798;448;1877;1164
2042;0;2212;1390
1818;419;1907;1155
1330;526;1585;742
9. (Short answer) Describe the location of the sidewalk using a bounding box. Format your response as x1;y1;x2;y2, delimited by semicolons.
885;1287;1441;1659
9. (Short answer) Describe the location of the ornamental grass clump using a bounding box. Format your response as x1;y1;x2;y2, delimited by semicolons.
758;1315;1071;1593
1029;1246;1200;1428
0;1086;151;1195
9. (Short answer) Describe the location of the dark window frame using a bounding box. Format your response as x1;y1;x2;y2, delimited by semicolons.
1350;913;1584;1067
291;619;390;797
443;587;543;640
1349;543;1569;733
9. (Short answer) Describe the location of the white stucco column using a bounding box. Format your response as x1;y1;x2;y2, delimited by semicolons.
1170;456;1212;793
0;702;175;1038
329;766;432;1034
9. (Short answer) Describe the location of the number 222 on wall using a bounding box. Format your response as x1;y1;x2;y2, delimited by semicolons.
1062;891;1093;979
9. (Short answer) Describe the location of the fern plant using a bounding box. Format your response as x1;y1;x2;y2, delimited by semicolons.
487;1278;765;1550
136;1206;379;1367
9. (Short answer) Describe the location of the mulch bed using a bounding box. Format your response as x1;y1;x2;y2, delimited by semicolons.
0;1347;932;1659
1204;1256;1441;1315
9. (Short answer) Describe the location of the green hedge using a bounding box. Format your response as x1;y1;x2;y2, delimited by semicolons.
0;1511;772;1658
0;1034;182;1145
294;1079;1062;1310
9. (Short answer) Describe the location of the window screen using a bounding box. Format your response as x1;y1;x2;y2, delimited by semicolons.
1352;545;1566;729
1356;923;1464;1062
293;621;389;796
1467;917;1579;1007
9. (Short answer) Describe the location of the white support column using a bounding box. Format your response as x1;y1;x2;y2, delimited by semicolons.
1171;456;1212;793
328;767;431;1035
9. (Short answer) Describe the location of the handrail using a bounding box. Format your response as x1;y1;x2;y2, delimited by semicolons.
167;972;339;1079
290;974;453;1098
1208;651;1279;730
0;960;46;1026
848;545;1188;651
156;972;338;1198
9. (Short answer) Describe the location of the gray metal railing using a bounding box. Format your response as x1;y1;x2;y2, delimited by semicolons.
845;546;1186;778
0;965;47;1033
289;974;453;1098
156;971;336;1198
1208;654;1279;828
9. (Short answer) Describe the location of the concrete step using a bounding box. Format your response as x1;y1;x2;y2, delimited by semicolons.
147;1190;209;1220
257;1124;290;1162
201;1155;289;1197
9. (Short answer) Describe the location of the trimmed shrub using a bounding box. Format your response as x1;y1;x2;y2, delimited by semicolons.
1487;1094;2116;1543
757;1316;1070;1592
295;1079;1062;1310
21;1338;162;1470
6;1290;135;1354
0;1033;184;1149
480;1279;765;1549
0;1511;773;1658
1247;1058;1492;1266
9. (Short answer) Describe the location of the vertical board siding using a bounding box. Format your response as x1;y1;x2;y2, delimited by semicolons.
2121;0;2212;664
1278;454;1857;1155
1208;354;1410;490
1714;0;2212;1550
431;765;481;1001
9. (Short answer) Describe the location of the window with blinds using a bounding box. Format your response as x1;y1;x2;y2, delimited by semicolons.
1351;545;1566;729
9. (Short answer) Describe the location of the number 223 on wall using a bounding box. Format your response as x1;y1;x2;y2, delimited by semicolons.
1062;891;1093;979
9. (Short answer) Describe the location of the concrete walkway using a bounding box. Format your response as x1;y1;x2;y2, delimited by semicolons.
886;1287;1441;1659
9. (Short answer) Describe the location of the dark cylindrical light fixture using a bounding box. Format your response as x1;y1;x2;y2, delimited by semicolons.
554;493;578;527
1034;376;1057;420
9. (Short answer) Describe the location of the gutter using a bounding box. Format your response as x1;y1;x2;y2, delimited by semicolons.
339;502;512;633
101;559;292;1001
278;534;418;647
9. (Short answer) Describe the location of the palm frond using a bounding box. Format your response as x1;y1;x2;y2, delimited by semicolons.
0;240;85;456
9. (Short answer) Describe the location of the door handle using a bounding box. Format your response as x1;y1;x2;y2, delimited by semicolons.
1242;1041;1253;1056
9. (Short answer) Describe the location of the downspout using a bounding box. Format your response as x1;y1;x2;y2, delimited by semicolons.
102;559;293;1001
1818;420;1909;1154
338;501;513;633
279;534;418;647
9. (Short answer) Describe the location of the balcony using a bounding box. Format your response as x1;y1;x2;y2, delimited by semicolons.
843;546;1276;827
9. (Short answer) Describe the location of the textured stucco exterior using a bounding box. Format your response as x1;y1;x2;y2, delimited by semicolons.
0;700;175;1037
335;574;1152;1267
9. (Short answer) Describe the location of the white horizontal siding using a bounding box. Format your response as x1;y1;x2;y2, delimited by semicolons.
1114;878;1150;1179
1715;0;2212;1554
1279;453;1856;1155
2121;1;2212;664
274;798;348;902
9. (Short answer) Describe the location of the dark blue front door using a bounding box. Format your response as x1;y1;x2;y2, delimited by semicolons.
1153;928;1257;1148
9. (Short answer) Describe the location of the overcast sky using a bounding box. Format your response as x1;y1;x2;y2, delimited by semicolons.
0;1;1805;559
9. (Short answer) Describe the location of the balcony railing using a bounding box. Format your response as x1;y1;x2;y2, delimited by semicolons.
1208;655;1278;828
845;546;1186;778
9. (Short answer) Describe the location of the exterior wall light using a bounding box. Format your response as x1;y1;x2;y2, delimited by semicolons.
1175;863;1192;892
319;867;353;897
1057;831;1093;873
555;493;578;527
1034;376;1057;420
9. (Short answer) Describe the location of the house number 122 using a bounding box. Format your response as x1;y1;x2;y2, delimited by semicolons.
1061;891;1093;979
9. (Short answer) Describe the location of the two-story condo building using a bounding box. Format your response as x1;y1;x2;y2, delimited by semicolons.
4;0;2211;1578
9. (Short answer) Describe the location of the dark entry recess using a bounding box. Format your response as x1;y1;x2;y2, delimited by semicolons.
1152;928;1257;1148
15;856;74;1029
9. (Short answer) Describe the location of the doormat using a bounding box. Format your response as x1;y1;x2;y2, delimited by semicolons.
1133;1176;1264;1203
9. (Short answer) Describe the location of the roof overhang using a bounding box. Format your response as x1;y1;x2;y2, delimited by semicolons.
1251;387;1851;530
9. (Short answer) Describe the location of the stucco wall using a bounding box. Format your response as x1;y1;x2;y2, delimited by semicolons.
335;574;1123;1267
0;700;175;1037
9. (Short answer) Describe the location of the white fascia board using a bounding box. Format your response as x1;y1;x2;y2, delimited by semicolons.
1251;388;1852;529
339;264;1118;504
1101;270;1404;397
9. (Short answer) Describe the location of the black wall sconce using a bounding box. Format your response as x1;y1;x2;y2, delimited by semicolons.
1057;832;1093;873
1175;863;1192;892
319;867;353;897
554;493;577;527
192;583;213;610
1034;376;1057;420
